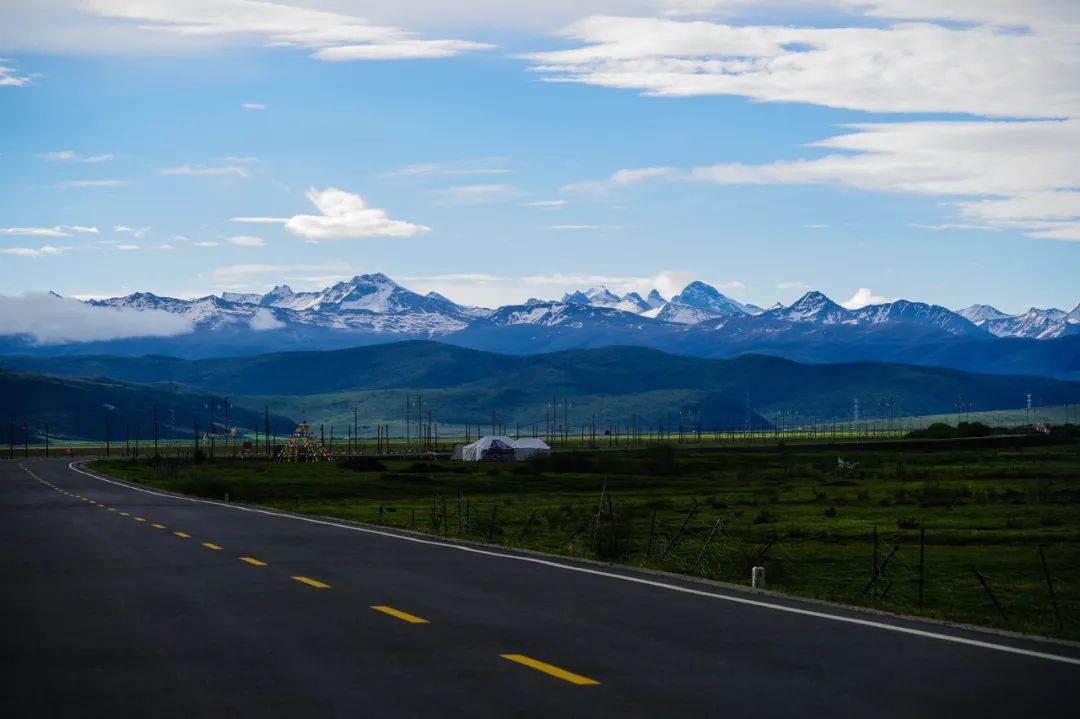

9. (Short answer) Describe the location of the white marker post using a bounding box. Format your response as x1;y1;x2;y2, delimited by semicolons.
752;566;766;589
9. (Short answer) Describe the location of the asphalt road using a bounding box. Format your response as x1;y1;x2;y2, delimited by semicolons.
2;458;1078;718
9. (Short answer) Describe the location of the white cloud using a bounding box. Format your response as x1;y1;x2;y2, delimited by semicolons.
193;241;220;247
562;167;676;194
0;246;67;257
0;227;69;238
229;217;288;224
283;187;430;240
526;200;568;208
435;184;524;206
546;224;634;231
210;261;353;285
80;0;493;61
115;244;140;251
690;120;1080;241
0;62;32;87
114;225;151;237
668;1;1080;38
568;120;1080;241
241;102;267;110
160;164;249;177
778;281;811;290
0;292;194;344
249;307;285;331
527;15;1079;118
909;223;998;232
842;287;890;309
383;160;510;178
59;179;126;188
41;150;113;163
226;235;266;247
313;41;493;61
395;267;747;307
0;225;98;237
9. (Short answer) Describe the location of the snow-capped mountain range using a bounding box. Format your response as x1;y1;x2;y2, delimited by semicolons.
0;272;1072;373
78;272;1078;341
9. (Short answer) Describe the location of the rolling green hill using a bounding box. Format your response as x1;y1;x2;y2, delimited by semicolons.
4;342;1078;437
0;369;296;442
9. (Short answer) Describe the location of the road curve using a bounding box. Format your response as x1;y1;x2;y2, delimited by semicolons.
2;458;1078;718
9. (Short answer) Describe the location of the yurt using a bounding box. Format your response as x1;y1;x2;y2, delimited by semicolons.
513;437;551;460
457;436;518;462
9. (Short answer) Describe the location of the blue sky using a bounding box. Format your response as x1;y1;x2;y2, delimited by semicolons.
1;0;1077;314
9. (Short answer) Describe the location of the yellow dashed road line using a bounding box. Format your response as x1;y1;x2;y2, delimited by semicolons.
152;524;166;529
134;517;146;522
174;531;191;539
371;605;430;624
239;557;268;567
202;543;223;551
291;576;331;589
499;654;600;686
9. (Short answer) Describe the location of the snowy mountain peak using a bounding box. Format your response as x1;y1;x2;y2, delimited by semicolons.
222;292;261;305
768;292;848;323
559;286;651;314
560;290;591;305
69;273;1075;347
585;286;621;304
670;281;749;316
645;289;667;309
957;304;1011;324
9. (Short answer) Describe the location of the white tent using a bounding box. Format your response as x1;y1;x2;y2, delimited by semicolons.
513;437;551;461
458;435;518;462
453;436;552;462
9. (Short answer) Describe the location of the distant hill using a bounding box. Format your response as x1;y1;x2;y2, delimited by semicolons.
4;342;1078;431
0;368;296;442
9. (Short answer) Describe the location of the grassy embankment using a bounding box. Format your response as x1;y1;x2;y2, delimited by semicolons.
96;438;1080;640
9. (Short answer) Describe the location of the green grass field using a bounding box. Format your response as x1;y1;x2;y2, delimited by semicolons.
95;438;1080;639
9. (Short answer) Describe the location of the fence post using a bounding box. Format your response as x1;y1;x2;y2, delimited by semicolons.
659;500;698;562
694;519;722;572
646;509;657;560
973;566;1008;621
872;526;879;599
918;527;926;610
1038;546;1063;630
518;510;537;543
606;494;618;557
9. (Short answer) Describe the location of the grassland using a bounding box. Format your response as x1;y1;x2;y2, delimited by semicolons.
96;437;1080;640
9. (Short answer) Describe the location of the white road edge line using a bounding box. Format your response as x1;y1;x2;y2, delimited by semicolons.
66;460;1080;667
